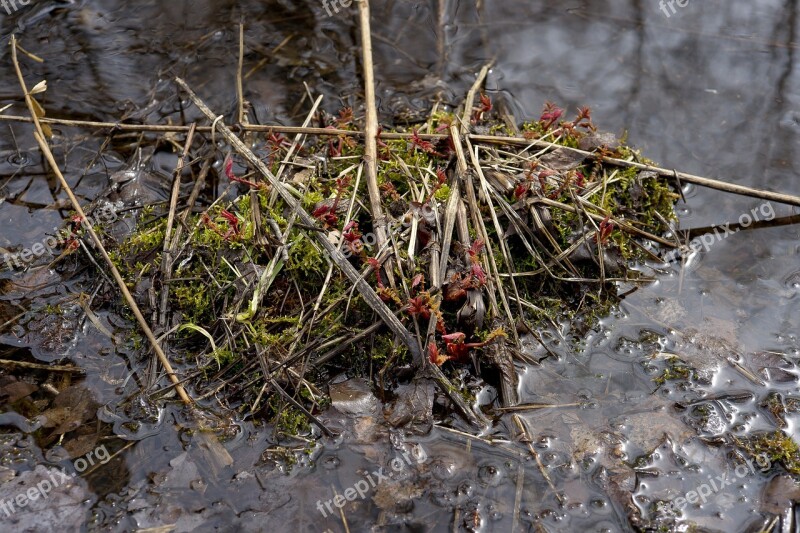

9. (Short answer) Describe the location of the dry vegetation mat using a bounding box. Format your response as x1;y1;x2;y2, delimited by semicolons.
5;29;799;442
44;79;683;436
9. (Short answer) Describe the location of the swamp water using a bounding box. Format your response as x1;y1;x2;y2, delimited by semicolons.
0;1;799;531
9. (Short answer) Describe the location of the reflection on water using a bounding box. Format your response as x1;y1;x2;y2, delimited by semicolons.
1;0;800;531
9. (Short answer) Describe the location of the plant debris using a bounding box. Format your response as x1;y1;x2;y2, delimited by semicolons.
71;91;681;439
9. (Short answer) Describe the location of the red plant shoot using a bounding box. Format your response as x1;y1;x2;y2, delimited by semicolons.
427;328;507;366
514;182;530;200
575;171;586;190
266;133;292;164
466;239;487;285
219;210;241;240
429;342;449;366
596;215;615;244
471;93;493;123
406;296;432;320
342;221;364;255
366;257;384;290
575;106;595;131
539;102;564;131
337;107;354;126
409;129;438;154
224;156;263;189
313;176;352;228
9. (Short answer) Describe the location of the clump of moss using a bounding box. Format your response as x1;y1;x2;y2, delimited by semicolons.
652;356;694;385
739;431;800;475
267;396;311;438
98;98;677;438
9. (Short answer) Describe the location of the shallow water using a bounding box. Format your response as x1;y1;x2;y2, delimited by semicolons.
1;1;799;531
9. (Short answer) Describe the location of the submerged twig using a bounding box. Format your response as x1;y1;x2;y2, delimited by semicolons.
10;36;193;406
0;359;85;374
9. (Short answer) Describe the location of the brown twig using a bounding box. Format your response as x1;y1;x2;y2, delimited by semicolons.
0;359;85;374
236;23;246;124
470;133;800;208
9;36;193;406
159;124;196;329
358;0;395;288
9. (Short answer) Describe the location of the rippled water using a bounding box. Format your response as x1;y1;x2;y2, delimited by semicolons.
1;1;799;531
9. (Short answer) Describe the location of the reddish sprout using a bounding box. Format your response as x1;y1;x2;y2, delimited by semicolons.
514;182;530;200
224;156;262;189
428;342;450;366
409;129;437;154
596;215;615;244
367;257;385;290
337;107;354;126
471;93;493;123
539;102;564;131
406;296;431;320
575;171;586;189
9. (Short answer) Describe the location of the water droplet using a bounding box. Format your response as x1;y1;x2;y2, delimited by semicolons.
478;463;504;486
45;446;70;463
590;499;607;509
456;480;474;499
322;455;340;470
6;152;30;167
430;459;458;480
785;270;800;291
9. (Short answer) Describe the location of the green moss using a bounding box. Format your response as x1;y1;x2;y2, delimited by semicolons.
211;348;235;367
303;191;324;210
434;184;451;202
268;396;311;437
288;234;325;279
653;356;693;385
172;282;214;322
739;431;800;475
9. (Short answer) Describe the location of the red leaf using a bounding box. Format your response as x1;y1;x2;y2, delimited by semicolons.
410;129;436;153
428;342;450;366
312;205;331;222
442;332;466;344
406;296;431;320
224;156;262;189
514;183;529;200
468;239;485;258
471;263;487;285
